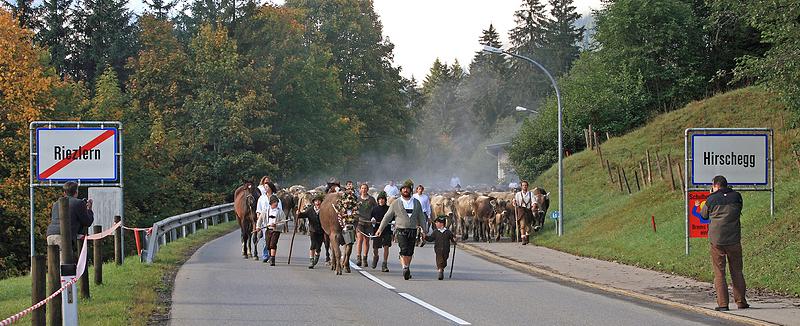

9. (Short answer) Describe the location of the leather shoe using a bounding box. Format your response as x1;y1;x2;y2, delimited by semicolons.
738;304;750;309
714;307;729;312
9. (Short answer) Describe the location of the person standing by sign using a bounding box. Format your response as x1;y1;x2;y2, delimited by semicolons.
47;181;94;246
701;175;749;311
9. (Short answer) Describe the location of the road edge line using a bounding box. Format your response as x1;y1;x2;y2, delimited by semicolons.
460;243;777;326
397;292;471;325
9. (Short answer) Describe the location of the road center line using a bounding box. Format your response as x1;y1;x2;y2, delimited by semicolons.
397;292;471;325
349;260;470;325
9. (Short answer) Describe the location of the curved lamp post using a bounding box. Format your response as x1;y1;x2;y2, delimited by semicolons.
483;44;564;237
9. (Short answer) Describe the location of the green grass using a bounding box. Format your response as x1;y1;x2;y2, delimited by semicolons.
0;221;238;325
531;87;800;296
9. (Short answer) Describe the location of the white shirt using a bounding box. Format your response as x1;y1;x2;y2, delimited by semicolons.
257;185;267;196
514;191;534;209
256;194;270;214
266;207;282;228
262;192;283;211
412;193;431;217
450;177;461;188
384;185;400;198
401;197;414;217
508;182;519;189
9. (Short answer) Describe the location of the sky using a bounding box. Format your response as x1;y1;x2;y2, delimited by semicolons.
125;0;604;80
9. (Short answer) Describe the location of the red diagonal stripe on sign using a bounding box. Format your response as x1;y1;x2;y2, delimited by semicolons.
39;129;116;179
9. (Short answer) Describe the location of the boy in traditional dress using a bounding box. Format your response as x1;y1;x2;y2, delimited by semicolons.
256;195;286;266
370;192;391;272
299;194;325;269
428;215;456;280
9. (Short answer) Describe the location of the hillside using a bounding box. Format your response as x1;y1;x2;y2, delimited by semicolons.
531;87;800;296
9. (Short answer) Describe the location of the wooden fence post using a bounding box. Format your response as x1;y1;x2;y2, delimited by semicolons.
634;169;641;191
31;255;46;326
79;228;90;298
93;225;103;285
621;167;632;194
606;160;614;183
594;131;600;153
598;140;604;167
606;131;611;140
646;150;653;184
114;216;122;265
588;125;594;150
639;161;647;186
677;162;685;194
47;245;61;325
667;154;676;191
616;166;624;192
583;129;590;150
656;152;665;181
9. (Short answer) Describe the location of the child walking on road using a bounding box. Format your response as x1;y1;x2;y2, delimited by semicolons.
256;195;285;266
428;216;455;280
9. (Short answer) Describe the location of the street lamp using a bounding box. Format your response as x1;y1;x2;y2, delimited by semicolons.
515;106;539;114
483;44;564;237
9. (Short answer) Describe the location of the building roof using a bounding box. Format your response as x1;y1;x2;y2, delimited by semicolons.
485;142;510;157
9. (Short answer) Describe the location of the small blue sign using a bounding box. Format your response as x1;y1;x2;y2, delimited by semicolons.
550;211;560;220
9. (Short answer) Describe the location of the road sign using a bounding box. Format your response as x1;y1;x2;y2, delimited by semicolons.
688;191;710;238
36;128;118;181
550;211;559;220
691;134;768;185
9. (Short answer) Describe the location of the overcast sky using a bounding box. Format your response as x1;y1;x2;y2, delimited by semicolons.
126;0;604;81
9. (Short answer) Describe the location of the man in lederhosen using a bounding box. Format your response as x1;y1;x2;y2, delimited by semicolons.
376;179;427;280
513;180;534;245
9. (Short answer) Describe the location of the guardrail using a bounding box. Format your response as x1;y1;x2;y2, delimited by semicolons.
144;203;235;263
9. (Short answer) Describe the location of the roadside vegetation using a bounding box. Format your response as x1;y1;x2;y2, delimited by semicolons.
531;87;800;297
0;221;237;325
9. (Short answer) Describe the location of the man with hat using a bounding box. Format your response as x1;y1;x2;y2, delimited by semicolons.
370;191;391;272
427;215;456;280
376;179;427;280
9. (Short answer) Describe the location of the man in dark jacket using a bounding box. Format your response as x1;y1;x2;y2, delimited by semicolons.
701;175;749;311
300;195;325;269
46;181;94;246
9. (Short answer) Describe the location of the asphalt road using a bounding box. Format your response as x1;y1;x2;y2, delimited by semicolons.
170;229;741;326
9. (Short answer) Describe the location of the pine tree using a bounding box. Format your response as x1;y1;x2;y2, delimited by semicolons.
72;0;137;86
463;24;511;136
544;0;584;75
143;0;178;19
2;0;37;28
507;0;552;111
471;24;506;73
37;0;72;76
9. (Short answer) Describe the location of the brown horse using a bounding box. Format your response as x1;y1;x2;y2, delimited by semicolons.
319;192;355;275
234;180;260;258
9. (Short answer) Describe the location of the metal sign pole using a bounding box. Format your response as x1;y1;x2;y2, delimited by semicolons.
29;125;36;261
770;129;774;218
684;130;690;256
118;126;124;263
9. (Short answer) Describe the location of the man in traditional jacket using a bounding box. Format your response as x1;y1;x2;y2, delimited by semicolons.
376;179;427;280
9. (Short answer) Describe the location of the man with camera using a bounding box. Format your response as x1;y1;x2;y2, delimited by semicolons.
46;181;95;247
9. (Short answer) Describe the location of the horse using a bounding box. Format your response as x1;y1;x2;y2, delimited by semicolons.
233;180;260;258
319;192;356;275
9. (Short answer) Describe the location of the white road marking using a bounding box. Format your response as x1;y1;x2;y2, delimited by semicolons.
398;292;471;325
348;260;470;325
359;271;396;290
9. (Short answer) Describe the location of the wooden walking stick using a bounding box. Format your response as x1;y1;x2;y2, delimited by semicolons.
449;242;457;279
287;217;298;264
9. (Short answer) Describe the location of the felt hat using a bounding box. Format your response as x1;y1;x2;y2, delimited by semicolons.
400;179;414;190
377;191;387;200
435;215;447;223
313;194;325;203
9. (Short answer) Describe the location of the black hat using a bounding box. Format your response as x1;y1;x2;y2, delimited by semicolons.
435;215;447;223
313;194;325;203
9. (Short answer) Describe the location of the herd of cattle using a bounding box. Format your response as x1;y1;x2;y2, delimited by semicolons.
272;184;550;243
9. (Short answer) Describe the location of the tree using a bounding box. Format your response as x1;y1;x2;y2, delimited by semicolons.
144;0;178;19
543;0;584;75
2;0;37;28
71;0;137;86
463;24;510;135
507;0;552;111
36;0;72;76
285;0;409;168
89;66;126;120
0;9;58;278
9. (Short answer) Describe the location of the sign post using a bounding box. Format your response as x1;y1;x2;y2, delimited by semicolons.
684;128;773;255
29;121;124;264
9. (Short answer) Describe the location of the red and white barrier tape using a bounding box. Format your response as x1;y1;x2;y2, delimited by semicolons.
121;225;152;236
1;222;122;325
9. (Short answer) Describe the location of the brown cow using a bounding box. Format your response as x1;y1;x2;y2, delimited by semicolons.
455;193;477;241
319;192;356;275
431;195;457;231
475;196;499;242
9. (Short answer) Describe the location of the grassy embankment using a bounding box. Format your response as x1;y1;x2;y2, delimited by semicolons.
532;87;800;296
0;221;238;325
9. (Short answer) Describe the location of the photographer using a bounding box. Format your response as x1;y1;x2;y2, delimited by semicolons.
46;181;94;247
